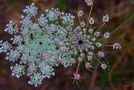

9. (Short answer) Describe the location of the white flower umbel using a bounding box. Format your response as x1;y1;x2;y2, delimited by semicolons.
4;21;18;34
23;3;38;16
28;73;44;87
10;64;25;78
0;41;12;53
0;1;121;87
0;3;65;87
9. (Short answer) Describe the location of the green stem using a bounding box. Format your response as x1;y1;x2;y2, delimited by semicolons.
111;12;134;34
76;61;80;73
98;12;134;42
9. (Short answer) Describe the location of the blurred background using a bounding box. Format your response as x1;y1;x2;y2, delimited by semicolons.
0;0;134;90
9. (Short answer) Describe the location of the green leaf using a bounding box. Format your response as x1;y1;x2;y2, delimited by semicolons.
111;13;134;34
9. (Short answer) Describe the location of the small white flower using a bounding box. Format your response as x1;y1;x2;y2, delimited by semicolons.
88;28;94;33
104;32;110;38
89;17;95;25
101;64;107;70
83;28;87;33
88;55;92;60
98;51;105;58
88;51;93;56
94;31;100;37
90;45;95;50
78;57;83;62
102;14;109;22
91;37;96;42
80;22;86;27
96;43;102;48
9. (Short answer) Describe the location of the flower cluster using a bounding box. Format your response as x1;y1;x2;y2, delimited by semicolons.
0;1;121;87
0;3;64;87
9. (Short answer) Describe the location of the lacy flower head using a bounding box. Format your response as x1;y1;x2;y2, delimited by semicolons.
0;1;121;87
0;3;63;87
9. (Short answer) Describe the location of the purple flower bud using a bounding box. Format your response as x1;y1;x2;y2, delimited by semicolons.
113;43;121;49
39;52;47;59
85;63;92;69
85;0;92;3
101;64;107;70
73;73;81;80
78;10;84;17
88;55;92;61
53;56;60;61
70;58;76;64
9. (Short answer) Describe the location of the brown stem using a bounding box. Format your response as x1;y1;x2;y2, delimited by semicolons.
94;56;103;64
76;61;80;73
86;1;94;28
96;22;106;31
88;63;99;90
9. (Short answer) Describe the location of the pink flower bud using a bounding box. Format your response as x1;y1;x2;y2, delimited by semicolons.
70;58;76;64
78;10;84;17
88;55;92;61
45;9;48;12
39;52;47;59
73;73;81;80
44;28;49;33
85;63;92;69
53;56;60;61
113;43;121;49
85;0;92;3
54;10;61;16
101;64;107;70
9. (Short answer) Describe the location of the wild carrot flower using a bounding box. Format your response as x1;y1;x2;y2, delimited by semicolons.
0;1;122;87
